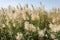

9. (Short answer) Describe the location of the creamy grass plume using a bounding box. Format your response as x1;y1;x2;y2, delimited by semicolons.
0;4;60;40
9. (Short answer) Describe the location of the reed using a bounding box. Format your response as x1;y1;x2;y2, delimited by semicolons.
0;4;60;40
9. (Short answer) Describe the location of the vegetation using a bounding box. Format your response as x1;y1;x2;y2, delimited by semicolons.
0;4;60;40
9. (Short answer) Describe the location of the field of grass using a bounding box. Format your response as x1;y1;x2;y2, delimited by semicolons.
0;4;60;40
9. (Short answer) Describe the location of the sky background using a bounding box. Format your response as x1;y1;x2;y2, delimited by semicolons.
0;0;60;11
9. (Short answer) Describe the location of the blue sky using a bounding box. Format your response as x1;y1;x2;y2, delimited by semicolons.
0;0;60;10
